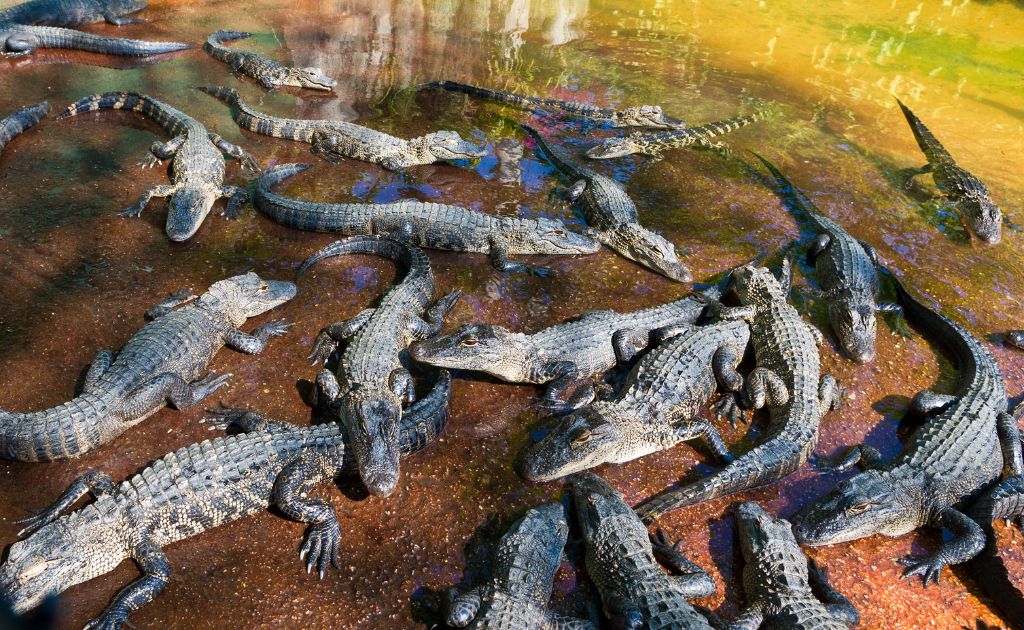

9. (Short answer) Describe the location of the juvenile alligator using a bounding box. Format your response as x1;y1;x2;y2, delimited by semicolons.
204;30;336;91
0;0;150;27
199;86;486;170
896;98;1002;243
57;92;261;241
445;502;594;629
0;273;295;461
254;162;599;275
425;80;684;129
521;124;690;281
519;320;749;481
792;271;1015;585
571;473;715;629
0;372;451;628
637;261;840;522
0;102;48;156
300;235;461;497
730;501;859;629
585;108;772;159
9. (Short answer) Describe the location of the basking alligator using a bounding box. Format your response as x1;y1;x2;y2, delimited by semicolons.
445;502;594;629
730;502;860;629
0;273;295;461
571;473;715;630
57;92;261;241
792;271;1014;585
519;320;749;481
425;80;684;129
204;30;336;91
0;0;150;27
637;261;840;522
300;235;461;497
254;162;599;275
896;98;1002;243
521;124;690;281
199;86;486;170
0;372;451;628
585;108;771;159
0;102;48;156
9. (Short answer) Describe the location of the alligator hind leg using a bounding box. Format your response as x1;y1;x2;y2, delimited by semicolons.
309;309;376;364
650;529;717;598
15;470;115;537
743;367;789;411
819;375;843;412
273;451;341;579
910;391;957;415
713;341;746;392
117;372;232;418
687;420;733;464
808;558;859;626
218;185;248;219
390;368;415;405
85;540;169;630
209;133;260;171
813;444;884;473
145;288;197;320
997;411;1023;476
120;184;178;218
201;406;301;434
488;239;550;276
224;319;292;354
612;327;652;362
138;134;186;168
536;361;588;415
542;613;596;629
83;349;116;392
729;604;766;630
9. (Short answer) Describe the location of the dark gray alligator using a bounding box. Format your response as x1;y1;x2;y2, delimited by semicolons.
198;86;486;170
0;372;451;629
254;162;599;275
896;98;1002;244
445;502;594;629
519;320;749;481
300;235;461;498
730;501;859;629
0;102;48;156
1006;331;1024;350
521;124;690;281
203;30;336;91
585;108;771;159
637;260;840;523
571;473;715;630
57;92;260;241
0;273;295;461
0;0;149;27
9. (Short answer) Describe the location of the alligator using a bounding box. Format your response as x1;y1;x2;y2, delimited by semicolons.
300;235;461;498
966;471;1024;629
1006;331;1024;350
0;273;295;461
57;92;261;241
519;320;749;481
254;162;599;276
0;0;150;27
895;98;1002;244
0;102;48;157
636;260;841;523
585;108;771;159
445;502;594;629
520;124;690;282
730;501;859;629
571;473;716;629
0;371;451;628
203;30;336;91
753;153;900;363
424;80;685;129
792;270;1015;586
198;86;486;170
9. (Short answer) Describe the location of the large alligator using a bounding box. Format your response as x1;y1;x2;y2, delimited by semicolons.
445;502;594;629
198;86;486;170
0;372;451;629
254;162;599;275
0;273;295;462
896;98;1002;244
424;80;685;129
520;124;690;281
519;320;749;481
571;473;715;629
0;102;48;156
585;108;771;159
730;502;859;629
637;260;840;522
792;271;1015;585
57;92;261;241
300;235;461;497
203;30;336;91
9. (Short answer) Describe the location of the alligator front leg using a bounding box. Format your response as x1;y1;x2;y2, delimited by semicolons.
611;327;651;362
997;411;1024;477
273;451;341;579
16;470;115;537
896;506;985;586
119;184;179;218
390;368;415;405
138;135;186;168
819;375;843;412
688;420;734;465
85;540;169;630
407;290;463;340
224;319;292;354
488;238;550;276
314;369;346;410
813;444;884;473
103;10;145;25
145;288;196;319
808;558;859;627
650;530;717;598
209;133;260;171
83;349;117;392
537;361;589;415
446;586;485;627
116;371;232;418
743;367;789;411
218;184;248;219
309;309;375;364
201;406;302;434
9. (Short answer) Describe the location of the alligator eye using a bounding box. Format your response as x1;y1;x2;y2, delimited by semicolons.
256;283;269;293
460;336;479;347
846;502;871;515
570;427;592;446
553;230;567;237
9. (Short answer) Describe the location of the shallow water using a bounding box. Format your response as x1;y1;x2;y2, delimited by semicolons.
1;0;1023;627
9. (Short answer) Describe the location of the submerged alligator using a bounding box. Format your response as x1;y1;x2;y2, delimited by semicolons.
203;30;336;91
0;102;48;156
199;86;486;170
0;372;451;628
254;162;599;275
585;108;771;159
57;92;261;241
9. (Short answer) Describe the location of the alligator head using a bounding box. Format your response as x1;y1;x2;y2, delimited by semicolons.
492;502;569;600
585;134;644;159
829;297;876;363
409;324;537;383
612;105;678;129
340;390;402;497
958;193;1002;244
418;130;487;163
603;223;691;282
272;67;337;91
569;472;638;541
734;501;801;563
730;263;789;306
518;407;623;482
165;186;220;242
499;217;600;255
791;470;915;546
198;272;297;327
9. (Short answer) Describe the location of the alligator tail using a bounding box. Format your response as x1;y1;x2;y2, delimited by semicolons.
258;162;313;189
750;152;820;217
196;85;242;107
0;102;49;154
398;370;451;454
894;98;953;165
520;124;591;179
11;24;190;57
0;396;109;462
198;86;317;143
204;29;252;61
56;91;190;136
434;80;538;108
690;107;772;142
296;234;427;281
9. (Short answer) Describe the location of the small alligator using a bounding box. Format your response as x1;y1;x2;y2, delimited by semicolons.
203;30;336;91
0;273;295;461
300;235;461;497
896;98;1002;244
571;473;716;629
730;501;859;629
0;0;149;27
199;86;486;170
585;108;771;159
637;260;840;522
0;102;48;157
57;92;261;241
445;502;594;629
521;124;690;281
519;320;749;481
254;162;599;275
425;80;684;129
0;372;451;628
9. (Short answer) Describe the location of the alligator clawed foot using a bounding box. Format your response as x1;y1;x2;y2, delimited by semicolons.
649;528;679;553
192;372;232;398
200;404;247;431
308;334;337;365
895;554;944;586
300;521;342;579
711;393;745;428
527;264;552;278
239;155;261;172
256;319;293;337
118;204;145;218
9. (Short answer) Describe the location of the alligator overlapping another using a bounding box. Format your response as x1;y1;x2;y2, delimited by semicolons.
0;102;48;157
203;30;336;91
584;108;772;159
